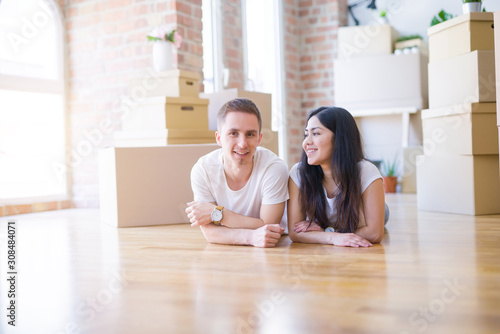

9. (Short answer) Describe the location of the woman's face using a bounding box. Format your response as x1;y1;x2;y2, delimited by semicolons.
302;115;334;167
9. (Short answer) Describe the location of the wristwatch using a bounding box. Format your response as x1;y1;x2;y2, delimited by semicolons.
211;205;224;225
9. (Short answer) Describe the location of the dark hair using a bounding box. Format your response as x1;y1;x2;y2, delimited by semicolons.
298;106;364;233
217;98;262;133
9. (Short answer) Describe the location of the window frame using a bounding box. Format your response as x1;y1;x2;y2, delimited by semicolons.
0;0;70;205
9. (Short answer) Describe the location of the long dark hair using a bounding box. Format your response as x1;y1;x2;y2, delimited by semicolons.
299;107;364;233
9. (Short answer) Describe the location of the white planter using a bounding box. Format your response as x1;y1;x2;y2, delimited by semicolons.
152;41;174;72
462;2;482;14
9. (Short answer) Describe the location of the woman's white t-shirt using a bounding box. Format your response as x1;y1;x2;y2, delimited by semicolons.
289;160;382;228
191;147;289;219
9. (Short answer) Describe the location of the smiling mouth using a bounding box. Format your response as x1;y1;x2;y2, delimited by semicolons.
234;151;250;157
306;148;317;155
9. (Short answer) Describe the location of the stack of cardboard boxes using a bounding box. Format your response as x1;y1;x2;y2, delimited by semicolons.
200;89;278;156
495;12;500;185
115;70;215;146
100;69;220;227
417;12;500;215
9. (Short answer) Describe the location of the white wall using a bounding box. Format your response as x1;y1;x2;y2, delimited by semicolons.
348;0;500;39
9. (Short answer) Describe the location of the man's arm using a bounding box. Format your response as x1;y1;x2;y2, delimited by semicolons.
186;201;285;228
185;201;285;247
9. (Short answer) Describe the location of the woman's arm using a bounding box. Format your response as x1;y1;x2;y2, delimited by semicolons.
287;177;372;247
355;178;385;243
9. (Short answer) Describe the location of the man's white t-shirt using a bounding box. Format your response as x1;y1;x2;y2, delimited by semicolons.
289;160;382;228
191;147;289;221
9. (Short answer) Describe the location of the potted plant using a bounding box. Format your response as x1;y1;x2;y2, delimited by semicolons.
463;0;482;14
430;10;454;26
382;157;398;193
378;10;389;24
147;26;183;72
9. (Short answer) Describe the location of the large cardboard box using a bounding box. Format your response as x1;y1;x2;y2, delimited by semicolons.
200;89;272;130
334;53;428;110
337;24;397;61
416;154;500;215
114;129;216;147
421;103;498;155
127;69;200;98
99;144;219;227
494;12;500;125
428;12;494;63
428;50;496;109
260;128;279;156
122;96;209;130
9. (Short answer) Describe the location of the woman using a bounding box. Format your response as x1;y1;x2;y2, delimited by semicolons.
287;106;388;247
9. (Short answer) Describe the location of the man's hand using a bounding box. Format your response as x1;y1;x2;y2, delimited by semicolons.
250;224;284;248
294;220;324;233
186;201;216;227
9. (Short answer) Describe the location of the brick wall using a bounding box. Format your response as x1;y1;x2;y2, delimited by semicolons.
220;0;245;89
283;0;303;165
285;0;347;165
65;0;204;208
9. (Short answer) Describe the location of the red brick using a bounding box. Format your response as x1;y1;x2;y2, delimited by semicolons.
175;2;192;15
299;0;313;8
0;206;3;217
301;73;321;81
131;4;149;16
193;6;202;19
5;205;32;216
307;92;327;99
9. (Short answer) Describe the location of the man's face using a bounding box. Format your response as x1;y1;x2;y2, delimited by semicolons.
215;111;262;167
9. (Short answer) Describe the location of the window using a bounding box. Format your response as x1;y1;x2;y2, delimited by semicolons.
243;0;285;159
0;0;67;202
202;0;223;93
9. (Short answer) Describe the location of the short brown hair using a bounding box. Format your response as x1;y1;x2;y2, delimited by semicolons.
216;98;262;133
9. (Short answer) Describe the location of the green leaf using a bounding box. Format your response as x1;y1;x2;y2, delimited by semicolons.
165;29;176;43
430;9;454;27
147;36;162;42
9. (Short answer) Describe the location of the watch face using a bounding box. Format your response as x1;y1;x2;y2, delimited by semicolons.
211;210;222;222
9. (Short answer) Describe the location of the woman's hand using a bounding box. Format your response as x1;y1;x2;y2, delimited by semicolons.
294;220;324;233
331;233;372;248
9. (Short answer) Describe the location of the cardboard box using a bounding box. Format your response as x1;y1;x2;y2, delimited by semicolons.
200;89;272;130
416;154;500;215
99;144;219;227
114;129;216;147
334;53;428;110
494;12;500;125
127;69;200;98
421;103;498;155
337;24;397;61
394;38;428;57
260;128;279;156
428;12;494;63
401;146;423;193
122;96;209;130
428;50;496;109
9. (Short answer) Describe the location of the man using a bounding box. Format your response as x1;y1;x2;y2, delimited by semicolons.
185;98;288;247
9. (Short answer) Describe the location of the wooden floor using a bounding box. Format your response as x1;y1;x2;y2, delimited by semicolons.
0;194;499;334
